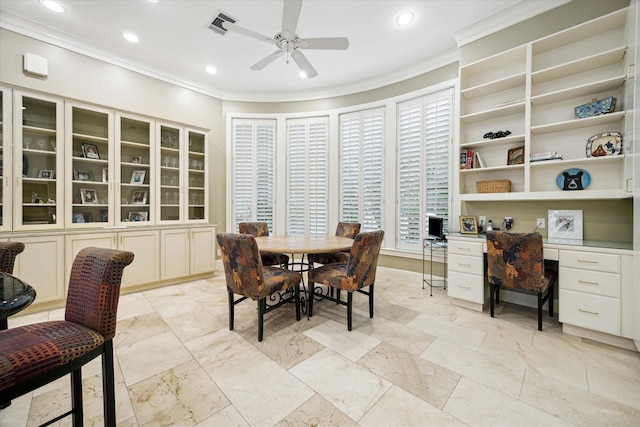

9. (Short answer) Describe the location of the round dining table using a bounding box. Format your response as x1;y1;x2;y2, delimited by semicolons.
1;271;37;330
254;234;354;255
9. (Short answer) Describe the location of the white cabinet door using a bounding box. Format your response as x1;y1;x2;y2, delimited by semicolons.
118;229;160;288
160;228;189;279
12;235;65;305
64;233;117;285
190;227;215;275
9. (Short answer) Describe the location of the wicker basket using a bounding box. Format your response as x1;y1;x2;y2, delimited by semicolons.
476;179;511;193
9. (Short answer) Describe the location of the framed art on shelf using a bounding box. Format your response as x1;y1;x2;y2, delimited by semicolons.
130;170;146;184
128;211;148;222
37;169;53;179
102;167;109;183
132;190;148;204
130;155;143;164
460;216;478;234
74;169;93;181
548;210;583;242
507;146;524;165
81;142;100;159
80;188;98;204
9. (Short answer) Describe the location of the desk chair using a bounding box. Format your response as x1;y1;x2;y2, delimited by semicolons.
486;231;556;331
0;247;134;426
0;241;25;274
308;222;361;266
308;230;384;331
238;221;290;268
217;233;302;341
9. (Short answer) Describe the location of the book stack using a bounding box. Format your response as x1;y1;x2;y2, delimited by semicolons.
530;151;562;162
460;150;485;169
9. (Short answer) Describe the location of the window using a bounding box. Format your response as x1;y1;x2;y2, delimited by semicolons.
340;108;384;232
231;118;276;232
287;117;329;235
397;89;452;250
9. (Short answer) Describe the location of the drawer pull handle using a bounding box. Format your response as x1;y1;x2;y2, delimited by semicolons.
578;308;599;315
458;285;471;289
577;259;598;264
578;280;599;286
458;263;471;267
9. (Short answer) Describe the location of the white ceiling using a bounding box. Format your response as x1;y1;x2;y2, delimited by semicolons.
0;0;567;102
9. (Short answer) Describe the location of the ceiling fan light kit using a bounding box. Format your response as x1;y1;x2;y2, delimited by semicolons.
209;0;348;79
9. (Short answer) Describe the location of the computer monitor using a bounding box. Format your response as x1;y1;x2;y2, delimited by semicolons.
427;216;444;240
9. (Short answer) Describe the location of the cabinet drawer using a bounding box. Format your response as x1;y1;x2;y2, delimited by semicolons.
448;271;484;303
449;240;483;256
559;289;620;335
448;253;483;275
559;267;620;298
560;250;620;273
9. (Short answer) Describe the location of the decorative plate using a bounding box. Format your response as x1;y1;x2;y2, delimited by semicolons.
586;132;622;157
556;168;591;191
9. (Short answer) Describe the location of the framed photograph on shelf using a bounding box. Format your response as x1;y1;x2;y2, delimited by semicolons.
37;169;53;179
130;170;146;184
100;209;108;222
81;142;100;159
73;169;93;181
548;210;583;242
102;167;109;183
132;190;148;204
507;146;525;165
72;213;85;223
80;188;98;204
460;216;479;234
130;155;143;164
128;211;148;222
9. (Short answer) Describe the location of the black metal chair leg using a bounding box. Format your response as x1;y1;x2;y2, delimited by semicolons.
490;284;496;317
368;284;374;318
537;292;543;331
295;284;301;321
549;287;554;317
102;341;116;427
308;282;315;317
71;367;84;427
228;291;234;330
347;292;353;331
258;299;265;342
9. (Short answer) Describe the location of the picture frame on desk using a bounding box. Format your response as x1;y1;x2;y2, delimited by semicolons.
460;216;478;235
548;209;583;242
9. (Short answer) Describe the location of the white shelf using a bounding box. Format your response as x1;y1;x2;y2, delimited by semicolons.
461;134;525;149
530;155;624;168
461;73;526;99
461;164;524;174
531;75;626;106
460;189;631;202
532;47;627;83
460;102;526;123
531;112;625;135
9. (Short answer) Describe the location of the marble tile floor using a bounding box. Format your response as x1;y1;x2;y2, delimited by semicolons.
2;267;639;427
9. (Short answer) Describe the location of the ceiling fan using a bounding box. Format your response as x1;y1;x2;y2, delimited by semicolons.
219;0;349;78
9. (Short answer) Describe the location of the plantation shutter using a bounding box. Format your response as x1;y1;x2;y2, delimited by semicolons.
339;108;384;232
231;118;276;232
397;89;452;250
287;117;329;235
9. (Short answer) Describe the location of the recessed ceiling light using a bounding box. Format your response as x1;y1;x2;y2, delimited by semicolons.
299;71;307;79
40;0;65;14
123;32;139;43
396;11;415;26
205;66;217;75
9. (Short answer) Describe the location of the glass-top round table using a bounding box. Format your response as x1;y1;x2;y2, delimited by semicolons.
1;272;37;330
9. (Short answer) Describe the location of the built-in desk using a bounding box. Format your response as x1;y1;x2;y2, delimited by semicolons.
446;233;635;348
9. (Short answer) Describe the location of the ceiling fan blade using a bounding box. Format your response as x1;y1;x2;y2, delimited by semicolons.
298;37;349;50
282;0;303;35
250;50;285;71
291;50;318;78
221;21;276;45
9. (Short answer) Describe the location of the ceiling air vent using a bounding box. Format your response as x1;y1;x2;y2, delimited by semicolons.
208;10;237;36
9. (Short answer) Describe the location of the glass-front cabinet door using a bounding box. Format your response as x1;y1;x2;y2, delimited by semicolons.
186;128;207;222
66;103;113;227
0;86;12;232
117;114;153;225
157;123;183;223
13;91;64;230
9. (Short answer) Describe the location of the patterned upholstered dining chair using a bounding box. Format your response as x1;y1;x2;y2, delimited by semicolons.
0;247;134;425
308;222;361;266
308;230;384;331
0;241;25;274
217;233;302;341
238;221;290;268
486;231;557;331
